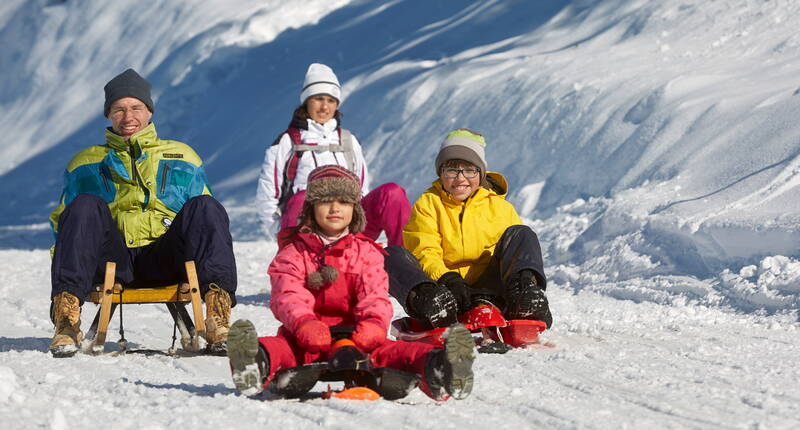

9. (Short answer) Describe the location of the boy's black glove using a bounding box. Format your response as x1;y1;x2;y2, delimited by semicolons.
438;272;472;314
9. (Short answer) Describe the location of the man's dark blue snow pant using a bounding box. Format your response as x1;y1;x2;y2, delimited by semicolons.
51;194;237;306
384;225;546;313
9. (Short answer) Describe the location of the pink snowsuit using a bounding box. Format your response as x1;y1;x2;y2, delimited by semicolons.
261;229;439;397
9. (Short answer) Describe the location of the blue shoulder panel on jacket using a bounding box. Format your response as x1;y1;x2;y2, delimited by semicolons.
63;163;117;206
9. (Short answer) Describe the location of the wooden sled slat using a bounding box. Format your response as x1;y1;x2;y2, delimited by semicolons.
184;261;206;351
88;284;191;304
93;261;117;349
86;260;206;355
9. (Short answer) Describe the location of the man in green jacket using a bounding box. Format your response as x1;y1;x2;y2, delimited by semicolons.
48;69;237;357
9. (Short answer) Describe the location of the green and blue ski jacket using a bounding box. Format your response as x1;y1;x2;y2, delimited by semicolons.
49;123;211;248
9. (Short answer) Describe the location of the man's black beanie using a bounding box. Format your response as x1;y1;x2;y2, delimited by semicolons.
103;68;154;117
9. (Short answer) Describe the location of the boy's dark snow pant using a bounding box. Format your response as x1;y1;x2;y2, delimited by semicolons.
51;194;237;305
384;225;546;312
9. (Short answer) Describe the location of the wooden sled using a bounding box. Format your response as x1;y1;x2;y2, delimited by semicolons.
82;261;207;355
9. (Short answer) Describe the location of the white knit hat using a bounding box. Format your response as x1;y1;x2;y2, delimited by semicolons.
300;63;342;104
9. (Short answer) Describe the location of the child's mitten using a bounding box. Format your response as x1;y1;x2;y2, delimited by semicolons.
294;318;332;352
351;319;386;352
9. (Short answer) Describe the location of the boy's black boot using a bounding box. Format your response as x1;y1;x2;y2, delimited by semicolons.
505;270;553;328
407;282;458;328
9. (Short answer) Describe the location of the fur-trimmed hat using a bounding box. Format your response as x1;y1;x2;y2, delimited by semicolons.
435;128;488;181
300;63;342;104
104;68;154;117
300;165;366;235
305;165;362;204
301;165;365;289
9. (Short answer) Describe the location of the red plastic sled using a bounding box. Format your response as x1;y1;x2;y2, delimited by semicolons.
390;304;548;350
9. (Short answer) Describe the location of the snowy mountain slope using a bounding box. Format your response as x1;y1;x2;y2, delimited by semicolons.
0;0;563;236
2;0;800;277
343;0;800;275
0;0;349;174
0;0;350;237
1;1;800;428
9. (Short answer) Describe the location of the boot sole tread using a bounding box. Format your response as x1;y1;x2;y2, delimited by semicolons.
443;325;476;400
227;320;262;396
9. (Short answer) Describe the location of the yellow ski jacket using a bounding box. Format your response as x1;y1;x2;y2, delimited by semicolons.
49;123;211;248
403;171;522;284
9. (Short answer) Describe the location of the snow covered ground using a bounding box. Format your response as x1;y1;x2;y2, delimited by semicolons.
2;0;800;428
1;244;798;429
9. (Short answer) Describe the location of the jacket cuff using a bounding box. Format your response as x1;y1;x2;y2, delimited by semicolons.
290;314;318;333
437;271;464;285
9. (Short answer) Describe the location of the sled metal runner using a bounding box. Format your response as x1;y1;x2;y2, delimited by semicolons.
82;261;208;356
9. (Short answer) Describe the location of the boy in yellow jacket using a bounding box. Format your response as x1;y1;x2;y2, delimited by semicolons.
385;129;552;329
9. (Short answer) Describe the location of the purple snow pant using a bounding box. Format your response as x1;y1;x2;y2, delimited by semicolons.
279;182;411;246
51;194;237;305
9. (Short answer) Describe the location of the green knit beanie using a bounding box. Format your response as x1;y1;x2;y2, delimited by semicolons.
434;128;487;180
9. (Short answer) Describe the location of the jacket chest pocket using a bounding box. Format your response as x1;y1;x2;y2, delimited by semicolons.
65;163;117;204
157;161;193;194
157;160;197;212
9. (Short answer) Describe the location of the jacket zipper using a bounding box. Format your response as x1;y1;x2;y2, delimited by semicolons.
100;169;111;193
160;164;169;194
459;203;466;260
129;147;138;183
128;145;149;211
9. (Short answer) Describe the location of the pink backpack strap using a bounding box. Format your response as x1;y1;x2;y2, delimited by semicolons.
285;127;303;182
276;128;305;212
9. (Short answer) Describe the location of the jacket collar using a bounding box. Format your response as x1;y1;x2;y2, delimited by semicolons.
278;227;388;256
105;122;158;152
306;118;338;135
281;227;354;253
289;110;343;130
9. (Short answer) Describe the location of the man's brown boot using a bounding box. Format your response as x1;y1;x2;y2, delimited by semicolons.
49;291;83;358
204;284;231;355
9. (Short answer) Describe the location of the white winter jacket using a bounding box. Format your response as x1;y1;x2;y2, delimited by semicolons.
255;118;370;228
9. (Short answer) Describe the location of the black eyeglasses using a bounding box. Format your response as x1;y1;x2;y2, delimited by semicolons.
441;167;480;179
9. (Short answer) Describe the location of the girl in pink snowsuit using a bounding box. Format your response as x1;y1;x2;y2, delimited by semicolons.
227;165;476;401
